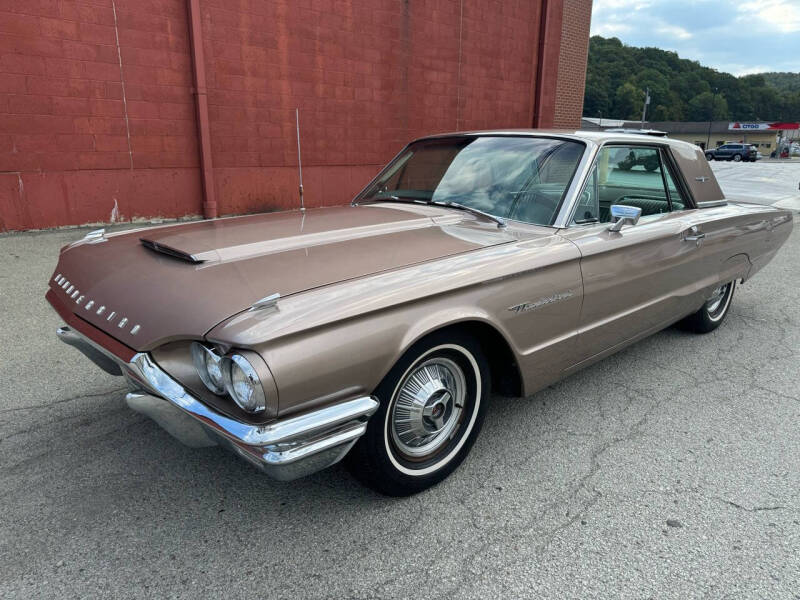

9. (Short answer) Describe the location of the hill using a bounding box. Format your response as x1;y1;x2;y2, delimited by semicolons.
762;72;800;95
583;36;800;122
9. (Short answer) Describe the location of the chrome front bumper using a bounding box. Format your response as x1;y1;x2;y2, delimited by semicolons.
57;326;378;481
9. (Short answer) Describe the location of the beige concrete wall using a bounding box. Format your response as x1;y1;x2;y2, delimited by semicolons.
667;132;778;152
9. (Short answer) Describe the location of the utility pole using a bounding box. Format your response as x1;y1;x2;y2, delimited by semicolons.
640;87;650;128
706;87;718;151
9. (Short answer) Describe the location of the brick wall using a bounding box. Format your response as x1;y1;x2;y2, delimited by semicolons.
553;0;592;128
0;0;591;231
202;0;544;216
0;0;202;230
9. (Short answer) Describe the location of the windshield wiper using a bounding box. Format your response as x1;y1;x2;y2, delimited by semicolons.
354;195;427;206
357;196;507;229
430;201;507;229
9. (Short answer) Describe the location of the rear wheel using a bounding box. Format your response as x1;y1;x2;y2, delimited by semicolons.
679;280;736;333
346;331;489;496
733;153;742;162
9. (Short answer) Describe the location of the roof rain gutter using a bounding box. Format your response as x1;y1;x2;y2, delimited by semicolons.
187;0;217;219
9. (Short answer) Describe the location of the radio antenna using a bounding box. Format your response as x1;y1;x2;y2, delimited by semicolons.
295;108;305;212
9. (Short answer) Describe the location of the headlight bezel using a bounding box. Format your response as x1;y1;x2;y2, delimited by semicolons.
223;353;267;414
190;342;272;415
191;342;226;395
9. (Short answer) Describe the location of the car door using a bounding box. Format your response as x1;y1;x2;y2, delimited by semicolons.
664;145;772;307
559;143;706;367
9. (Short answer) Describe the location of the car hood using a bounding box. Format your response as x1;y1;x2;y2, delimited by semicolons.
48;204;515;350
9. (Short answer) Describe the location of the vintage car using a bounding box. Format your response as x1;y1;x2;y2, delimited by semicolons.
48;131;793;496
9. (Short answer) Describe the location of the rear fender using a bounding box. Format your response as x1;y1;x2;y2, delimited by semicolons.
721;253;752;284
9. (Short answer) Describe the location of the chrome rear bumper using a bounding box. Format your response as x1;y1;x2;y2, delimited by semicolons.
57;325;378;481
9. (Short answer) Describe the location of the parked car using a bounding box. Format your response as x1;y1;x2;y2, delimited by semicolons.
705;143;758;162
49;131;793;496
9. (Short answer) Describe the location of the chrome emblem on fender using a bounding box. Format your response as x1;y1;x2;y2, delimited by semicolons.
508;290;574;314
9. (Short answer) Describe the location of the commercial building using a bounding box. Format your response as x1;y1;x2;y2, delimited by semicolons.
0;0;593;231
581;118;799;153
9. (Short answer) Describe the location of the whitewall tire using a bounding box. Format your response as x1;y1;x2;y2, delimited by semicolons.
346;330;489;496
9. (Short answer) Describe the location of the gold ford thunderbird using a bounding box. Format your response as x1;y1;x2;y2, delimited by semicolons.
48;131;793;495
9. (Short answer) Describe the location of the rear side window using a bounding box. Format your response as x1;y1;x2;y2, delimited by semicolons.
572;146;685;224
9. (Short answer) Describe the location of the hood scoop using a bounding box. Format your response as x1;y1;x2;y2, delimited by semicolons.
140;238;204;263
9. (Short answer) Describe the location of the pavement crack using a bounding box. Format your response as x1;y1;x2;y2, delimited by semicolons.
716;498;785;512
0;386;127;415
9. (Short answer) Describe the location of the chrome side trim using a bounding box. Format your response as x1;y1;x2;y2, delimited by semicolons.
696;200;728;208
56;325;379;481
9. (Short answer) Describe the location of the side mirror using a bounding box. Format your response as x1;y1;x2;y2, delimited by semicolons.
608;204;642;232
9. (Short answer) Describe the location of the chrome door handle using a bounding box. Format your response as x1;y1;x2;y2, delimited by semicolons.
684;226;705;242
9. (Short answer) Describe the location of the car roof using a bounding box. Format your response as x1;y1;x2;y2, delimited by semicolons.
412;129;725;204
604;128;668;137
413;129;701;152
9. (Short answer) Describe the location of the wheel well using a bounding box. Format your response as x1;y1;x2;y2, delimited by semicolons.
429;321;522;398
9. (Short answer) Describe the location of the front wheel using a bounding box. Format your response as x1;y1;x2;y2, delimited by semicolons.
346;331;489;496
705;153;714;161
679;280;736;333
733;153;742;162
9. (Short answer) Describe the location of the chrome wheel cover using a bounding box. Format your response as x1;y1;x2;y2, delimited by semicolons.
390;357;466;459
705;283;728;315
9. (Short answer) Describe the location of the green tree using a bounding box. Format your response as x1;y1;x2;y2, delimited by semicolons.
583;71;610;117
761;72;800;94
614;82;644;120
687;92;729;121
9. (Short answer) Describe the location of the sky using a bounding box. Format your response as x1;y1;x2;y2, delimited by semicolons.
590;0;800;76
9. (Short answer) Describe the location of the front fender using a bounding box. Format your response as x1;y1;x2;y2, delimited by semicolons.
397;307;516;361
223;300;519;418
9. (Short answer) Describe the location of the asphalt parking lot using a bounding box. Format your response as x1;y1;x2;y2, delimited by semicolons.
1;174;799;598
710;159;800;211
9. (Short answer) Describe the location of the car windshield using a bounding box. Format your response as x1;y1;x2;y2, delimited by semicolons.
357;136;585;226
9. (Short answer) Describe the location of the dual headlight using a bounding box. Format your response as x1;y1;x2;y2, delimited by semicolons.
190;342;266;413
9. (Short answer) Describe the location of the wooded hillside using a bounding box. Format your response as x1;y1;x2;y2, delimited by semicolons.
583;36;800;122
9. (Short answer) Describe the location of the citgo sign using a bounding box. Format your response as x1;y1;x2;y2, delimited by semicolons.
729;122;800;131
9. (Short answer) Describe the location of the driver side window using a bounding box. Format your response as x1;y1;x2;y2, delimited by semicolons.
573;145;681;224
